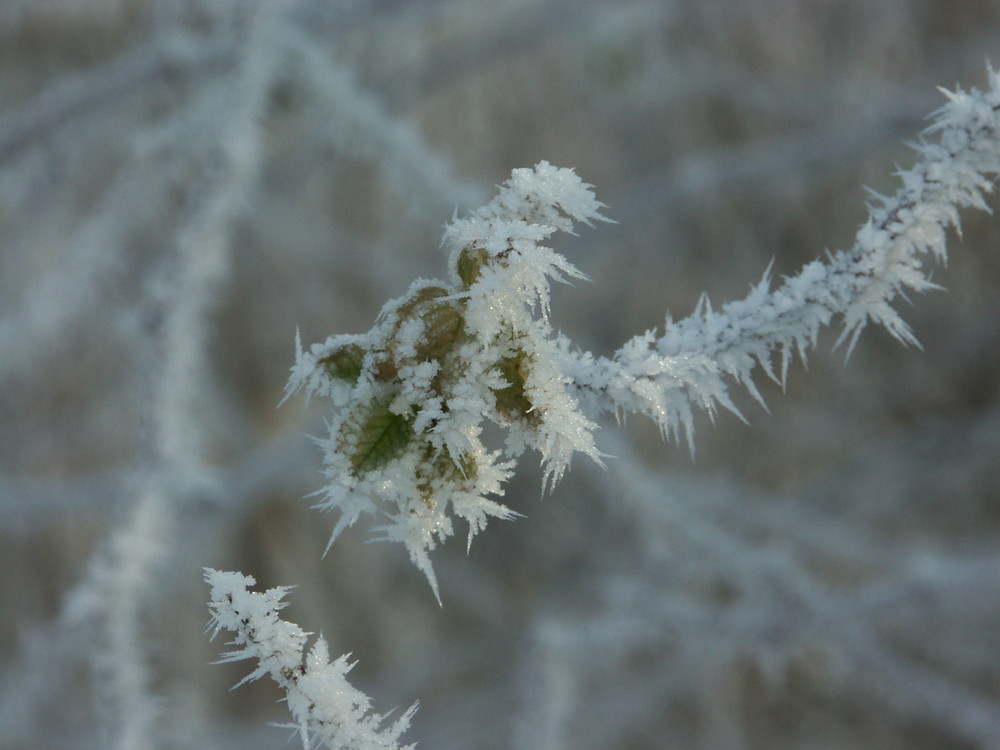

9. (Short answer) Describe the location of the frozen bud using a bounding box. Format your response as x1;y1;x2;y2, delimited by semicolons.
492;346;537;424
319;342;366;383
455;246;489;288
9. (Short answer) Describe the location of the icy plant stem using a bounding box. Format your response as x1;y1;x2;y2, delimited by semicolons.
567;69;1000;443
205;570;416;750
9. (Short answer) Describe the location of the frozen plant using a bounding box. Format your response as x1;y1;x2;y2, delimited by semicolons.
285;161;611;596
205;569;417;750
286;68;1000;597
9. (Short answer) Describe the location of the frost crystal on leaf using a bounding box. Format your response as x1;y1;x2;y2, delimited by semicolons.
287;162;610;597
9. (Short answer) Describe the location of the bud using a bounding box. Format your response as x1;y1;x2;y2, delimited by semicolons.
319;342;366;383
455;246;489;288
492;347;537;424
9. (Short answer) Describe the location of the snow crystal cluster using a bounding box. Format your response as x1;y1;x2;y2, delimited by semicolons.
205;569;417;750
290;70;1000;594
287;162;611;595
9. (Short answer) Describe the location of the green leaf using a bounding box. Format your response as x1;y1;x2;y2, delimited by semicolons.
340;394;414;475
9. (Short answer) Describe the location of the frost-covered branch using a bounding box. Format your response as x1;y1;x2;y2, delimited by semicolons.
510;436;1000;749
62;5;284;748
205;569;416;750
567;68;1000;442
281;24;486;212
289;68;1000;592
0;32;227;164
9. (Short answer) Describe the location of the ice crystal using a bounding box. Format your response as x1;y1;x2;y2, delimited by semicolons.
287;162;610;597
205;569;416;750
